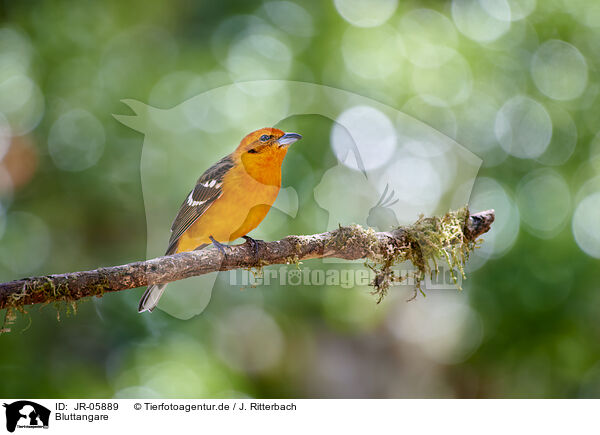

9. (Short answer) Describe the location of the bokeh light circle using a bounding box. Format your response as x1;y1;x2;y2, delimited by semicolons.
0;74;45;135
342;25;405;80
215;306;284;374
503;0;537;21
334;0;398;28
536;105;577;166
412;53;473;106
456;92;507;167
226;31;292;81
479;0;512;21
149;71;204;109
379;156;442;218
263;1;315;38
452;0;511;43
402;95;458;139
531;40;588;101
388;295;483;364
331;106;397;171
0;74;34;113
468;177;520;259
213;15;292;82
561;0;600;29
516;168;571;238
495;95;552;159
572;192;600;259
48;109;106;171
400;9;458;68
0;211;51;274
0;27;33;73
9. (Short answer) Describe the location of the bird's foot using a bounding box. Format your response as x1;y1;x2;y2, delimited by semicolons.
242;235;263;259
209;236;229;259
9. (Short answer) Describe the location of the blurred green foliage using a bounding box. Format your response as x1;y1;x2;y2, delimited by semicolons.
1;0;599;398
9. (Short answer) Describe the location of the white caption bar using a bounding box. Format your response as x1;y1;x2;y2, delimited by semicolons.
1;399;597;434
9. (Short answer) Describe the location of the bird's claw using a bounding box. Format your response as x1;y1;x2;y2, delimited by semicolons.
242;235;262;259
209;236;229;259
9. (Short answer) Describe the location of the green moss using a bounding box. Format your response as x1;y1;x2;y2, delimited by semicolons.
366;206;478;303
1;276;110;333
329;224;380;259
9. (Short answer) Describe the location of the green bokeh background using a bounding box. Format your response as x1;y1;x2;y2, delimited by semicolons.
1;0;599;398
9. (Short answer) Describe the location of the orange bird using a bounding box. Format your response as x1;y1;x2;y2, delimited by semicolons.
138;127;302;312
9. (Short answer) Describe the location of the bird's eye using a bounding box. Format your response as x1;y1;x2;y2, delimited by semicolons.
248;148;258;154
259;134;271;142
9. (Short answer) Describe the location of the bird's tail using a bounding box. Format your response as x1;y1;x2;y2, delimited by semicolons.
138;242;178;313
138;283;167;313
138;242;209;313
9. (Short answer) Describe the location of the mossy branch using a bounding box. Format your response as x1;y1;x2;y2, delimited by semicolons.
0;208;494;315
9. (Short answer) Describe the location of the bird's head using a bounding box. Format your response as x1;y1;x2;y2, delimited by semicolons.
234;128;302;162
234;127;302;185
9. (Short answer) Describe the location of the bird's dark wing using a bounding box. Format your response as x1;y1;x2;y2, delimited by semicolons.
165;155;235;254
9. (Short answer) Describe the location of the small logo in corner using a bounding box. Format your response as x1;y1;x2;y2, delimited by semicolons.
3;401;50;433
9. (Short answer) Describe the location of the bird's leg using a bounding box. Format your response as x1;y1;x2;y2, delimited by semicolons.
209;236;229;259
242;235;262;259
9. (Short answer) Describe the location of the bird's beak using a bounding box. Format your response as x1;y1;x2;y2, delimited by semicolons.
277;132;302;148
